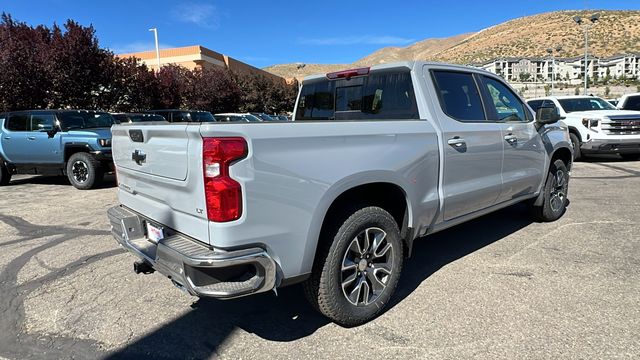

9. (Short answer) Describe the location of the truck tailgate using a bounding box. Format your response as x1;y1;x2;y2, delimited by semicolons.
111;123;210;243
112;124;190;180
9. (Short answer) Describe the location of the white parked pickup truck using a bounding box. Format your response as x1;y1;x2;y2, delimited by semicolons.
528;95;640;161
108;62;572;325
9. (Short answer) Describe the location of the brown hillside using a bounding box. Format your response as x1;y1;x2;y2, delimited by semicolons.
435;10;640;64
264;10;640;79
354;33;472;66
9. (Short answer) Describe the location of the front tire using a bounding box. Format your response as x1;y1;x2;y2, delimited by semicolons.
0;163;11;186
304;206;404;326
569;133;582;161
532;159;569;222
66;152;103;190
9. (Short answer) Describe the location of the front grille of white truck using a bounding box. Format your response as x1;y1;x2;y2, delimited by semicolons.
601;116;640;135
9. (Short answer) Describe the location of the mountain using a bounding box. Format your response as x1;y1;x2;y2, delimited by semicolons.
264;10;640;79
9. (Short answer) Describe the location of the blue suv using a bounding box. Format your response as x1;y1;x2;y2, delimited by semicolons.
0;110;115;189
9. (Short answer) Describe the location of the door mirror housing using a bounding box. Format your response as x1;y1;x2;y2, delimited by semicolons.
535;106;563;125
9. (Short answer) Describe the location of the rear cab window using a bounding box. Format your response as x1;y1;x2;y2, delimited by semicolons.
295;68;419;121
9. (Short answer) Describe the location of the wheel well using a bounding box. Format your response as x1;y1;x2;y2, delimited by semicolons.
567;127;581;142
64;145;91;162
318;182;410;254
552;147;573;170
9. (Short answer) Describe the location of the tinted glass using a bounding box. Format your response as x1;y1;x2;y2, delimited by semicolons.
7;114;29;131
296;69;419;121
336;86;363;112
483;77;528;122
171;111;190;122
557;97;616;113
527;100;544;113
59;112;115;130
112;114;129;123
622;96;640;111
31;114;56;130
432;71;485;121
189;111;216;122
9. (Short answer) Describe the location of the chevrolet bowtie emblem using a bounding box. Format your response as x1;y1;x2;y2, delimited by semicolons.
132;150;146;165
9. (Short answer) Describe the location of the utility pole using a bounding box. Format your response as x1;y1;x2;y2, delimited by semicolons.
149;28;161;72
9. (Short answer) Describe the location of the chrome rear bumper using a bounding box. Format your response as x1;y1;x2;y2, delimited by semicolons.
107;205;277;299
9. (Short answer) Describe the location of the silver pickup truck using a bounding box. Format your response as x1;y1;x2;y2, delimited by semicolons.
107;61;572;326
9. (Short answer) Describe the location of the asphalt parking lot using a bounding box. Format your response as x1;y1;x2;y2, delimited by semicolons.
0;158;639;360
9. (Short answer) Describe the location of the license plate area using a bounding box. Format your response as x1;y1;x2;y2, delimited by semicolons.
145;221;164;244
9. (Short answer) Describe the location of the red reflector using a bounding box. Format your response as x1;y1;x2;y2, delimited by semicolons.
326;67;370;80
202;137;248;222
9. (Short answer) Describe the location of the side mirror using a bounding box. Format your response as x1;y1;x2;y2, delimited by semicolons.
536;106;563;125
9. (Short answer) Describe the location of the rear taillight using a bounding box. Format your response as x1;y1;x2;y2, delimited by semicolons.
202;137;248;222
326;67;370;80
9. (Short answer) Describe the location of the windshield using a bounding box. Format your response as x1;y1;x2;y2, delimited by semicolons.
59;112;116;130
189;111;216;122
557;97;617;113
244;114;263;122
254;113;276;121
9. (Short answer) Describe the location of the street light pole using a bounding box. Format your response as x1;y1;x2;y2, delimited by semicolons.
148;28;161;72
573;14;599;95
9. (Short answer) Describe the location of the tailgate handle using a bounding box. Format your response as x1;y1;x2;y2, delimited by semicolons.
129;129;144;142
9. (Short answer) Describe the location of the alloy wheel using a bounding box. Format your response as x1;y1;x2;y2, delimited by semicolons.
340;227;394;306
72;161;89;183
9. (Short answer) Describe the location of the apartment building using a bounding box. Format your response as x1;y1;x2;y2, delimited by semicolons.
479;53;640;83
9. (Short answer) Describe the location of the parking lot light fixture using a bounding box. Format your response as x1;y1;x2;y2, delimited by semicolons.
149;28;161;72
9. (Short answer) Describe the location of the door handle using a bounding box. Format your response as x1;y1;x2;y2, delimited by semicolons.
27;136;36;140
3;136;10;140
447;137;466;147
504;134;517;144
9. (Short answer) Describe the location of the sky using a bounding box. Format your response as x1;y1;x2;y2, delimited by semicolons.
2;0;640;68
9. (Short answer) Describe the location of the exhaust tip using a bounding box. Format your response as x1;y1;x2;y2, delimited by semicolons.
133;260;155;274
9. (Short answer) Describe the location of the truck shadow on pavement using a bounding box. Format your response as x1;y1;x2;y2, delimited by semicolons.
7;174;117;189
106;203;534;359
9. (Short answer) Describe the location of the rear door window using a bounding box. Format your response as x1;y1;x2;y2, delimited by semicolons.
431;71;486;121
295;69;419;121
6;113;30;131
31;114;56;131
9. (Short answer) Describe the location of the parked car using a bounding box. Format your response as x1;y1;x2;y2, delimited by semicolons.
272;115;290;121
147;109;216;123
112;113;167;124
250;113;279;121
527;95;640;161
107;62;572;326
616;93;640;111
0;109;115;189
215;113;263;122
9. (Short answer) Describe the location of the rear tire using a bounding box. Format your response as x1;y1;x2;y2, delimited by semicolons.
532;159;569;222
0;163;11;186
620;154;640;161
569;133;582;161
303;206;403;326
66;152;103;190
